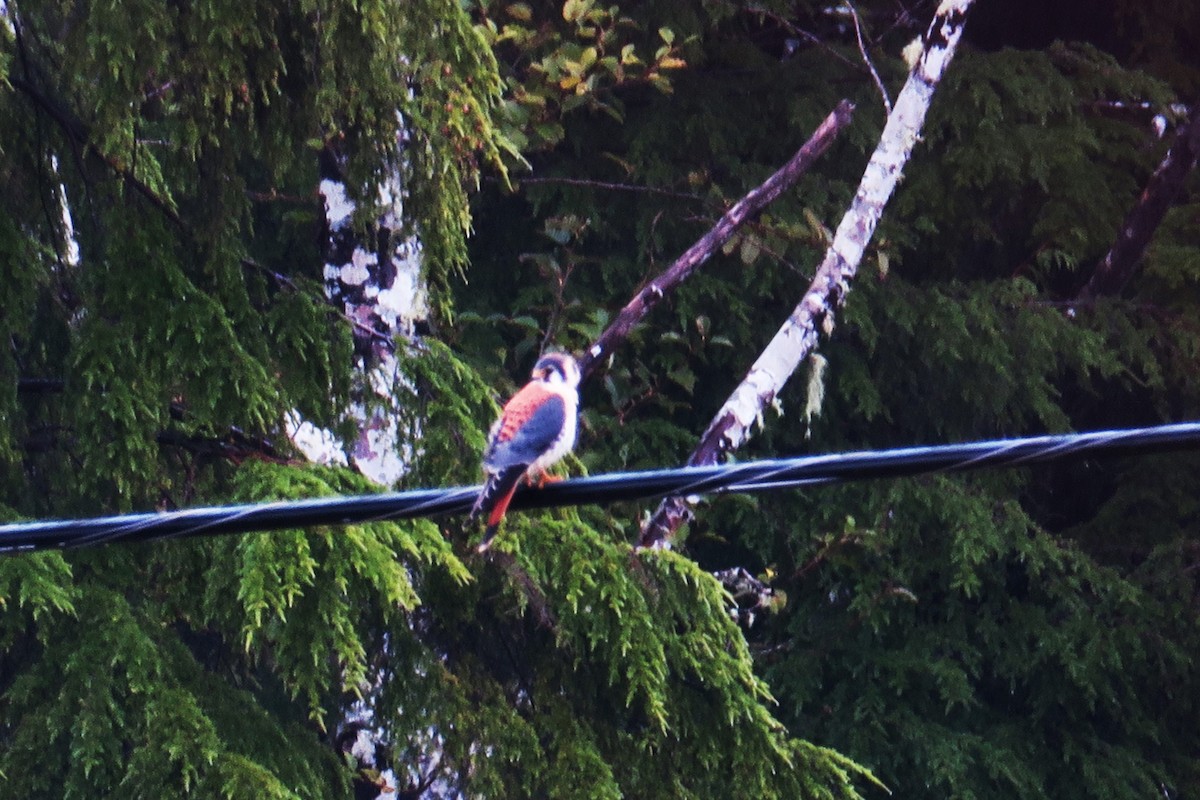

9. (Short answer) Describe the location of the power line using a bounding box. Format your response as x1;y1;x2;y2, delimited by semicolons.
2;422;1199;554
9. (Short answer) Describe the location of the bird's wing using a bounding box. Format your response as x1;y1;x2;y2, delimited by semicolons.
482;386;566;471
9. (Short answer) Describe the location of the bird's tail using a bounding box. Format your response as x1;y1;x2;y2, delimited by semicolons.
472;467;525;552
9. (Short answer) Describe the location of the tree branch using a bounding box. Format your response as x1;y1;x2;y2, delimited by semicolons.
639;0;977;548
578;100;856;380
846;1;892;116
9;76;183;227
516;175;708;203
241;257;393;346
1077;109;1200;300
156;427;285;465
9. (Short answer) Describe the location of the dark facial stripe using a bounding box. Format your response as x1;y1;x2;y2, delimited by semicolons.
535;357;565;380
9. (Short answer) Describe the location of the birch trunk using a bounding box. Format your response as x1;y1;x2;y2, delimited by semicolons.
640;0;977;547
291;143;431;800
287;144;427;487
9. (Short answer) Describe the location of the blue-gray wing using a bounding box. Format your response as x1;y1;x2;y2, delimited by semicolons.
483;394;566;471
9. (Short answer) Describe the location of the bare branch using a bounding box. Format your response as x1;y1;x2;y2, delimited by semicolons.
157;428;286;465
516;175;707;204
1077;110;1200;300
746;7;860;70
241;257;392;346
639;0;977;548
578;100;857;379
846;1;892;116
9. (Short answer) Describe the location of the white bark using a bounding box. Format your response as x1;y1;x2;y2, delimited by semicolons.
641;0;976;546
50;155;81;270
49;154;84;330
287;146;426;487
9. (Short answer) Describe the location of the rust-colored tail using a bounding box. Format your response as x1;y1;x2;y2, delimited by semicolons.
476;484;518;552
472;466;525;552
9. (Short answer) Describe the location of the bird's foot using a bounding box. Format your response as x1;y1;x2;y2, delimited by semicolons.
531;470;564;488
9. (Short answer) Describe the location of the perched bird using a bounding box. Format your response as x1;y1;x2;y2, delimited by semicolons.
470;352;581;552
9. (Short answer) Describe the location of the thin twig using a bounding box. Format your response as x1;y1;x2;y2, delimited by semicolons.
749;7;860;70
516;175;708;203
241;257;392;345
246;188;321;204
846;1;892;116
681;213;815;279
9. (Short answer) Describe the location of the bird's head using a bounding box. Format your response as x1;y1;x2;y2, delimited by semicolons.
532;352;581;389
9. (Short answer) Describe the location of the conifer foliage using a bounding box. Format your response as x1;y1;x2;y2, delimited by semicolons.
3;0;1200;798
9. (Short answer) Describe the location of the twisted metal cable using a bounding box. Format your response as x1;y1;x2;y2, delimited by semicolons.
3;422;1199;554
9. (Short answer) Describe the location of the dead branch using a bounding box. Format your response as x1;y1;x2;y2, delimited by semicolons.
639;0;977;548
1077;109;1200;300
578;100;856;380
241;257;393;346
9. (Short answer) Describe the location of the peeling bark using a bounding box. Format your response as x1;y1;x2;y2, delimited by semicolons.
1077;110;1200;300
640;0;976;548
578;101;856;380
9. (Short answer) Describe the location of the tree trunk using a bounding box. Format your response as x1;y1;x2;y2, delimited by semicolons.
287;145;426;487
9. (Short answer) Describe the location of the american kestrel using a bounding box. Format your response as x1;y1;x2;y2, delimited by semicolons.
470;352;581;552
